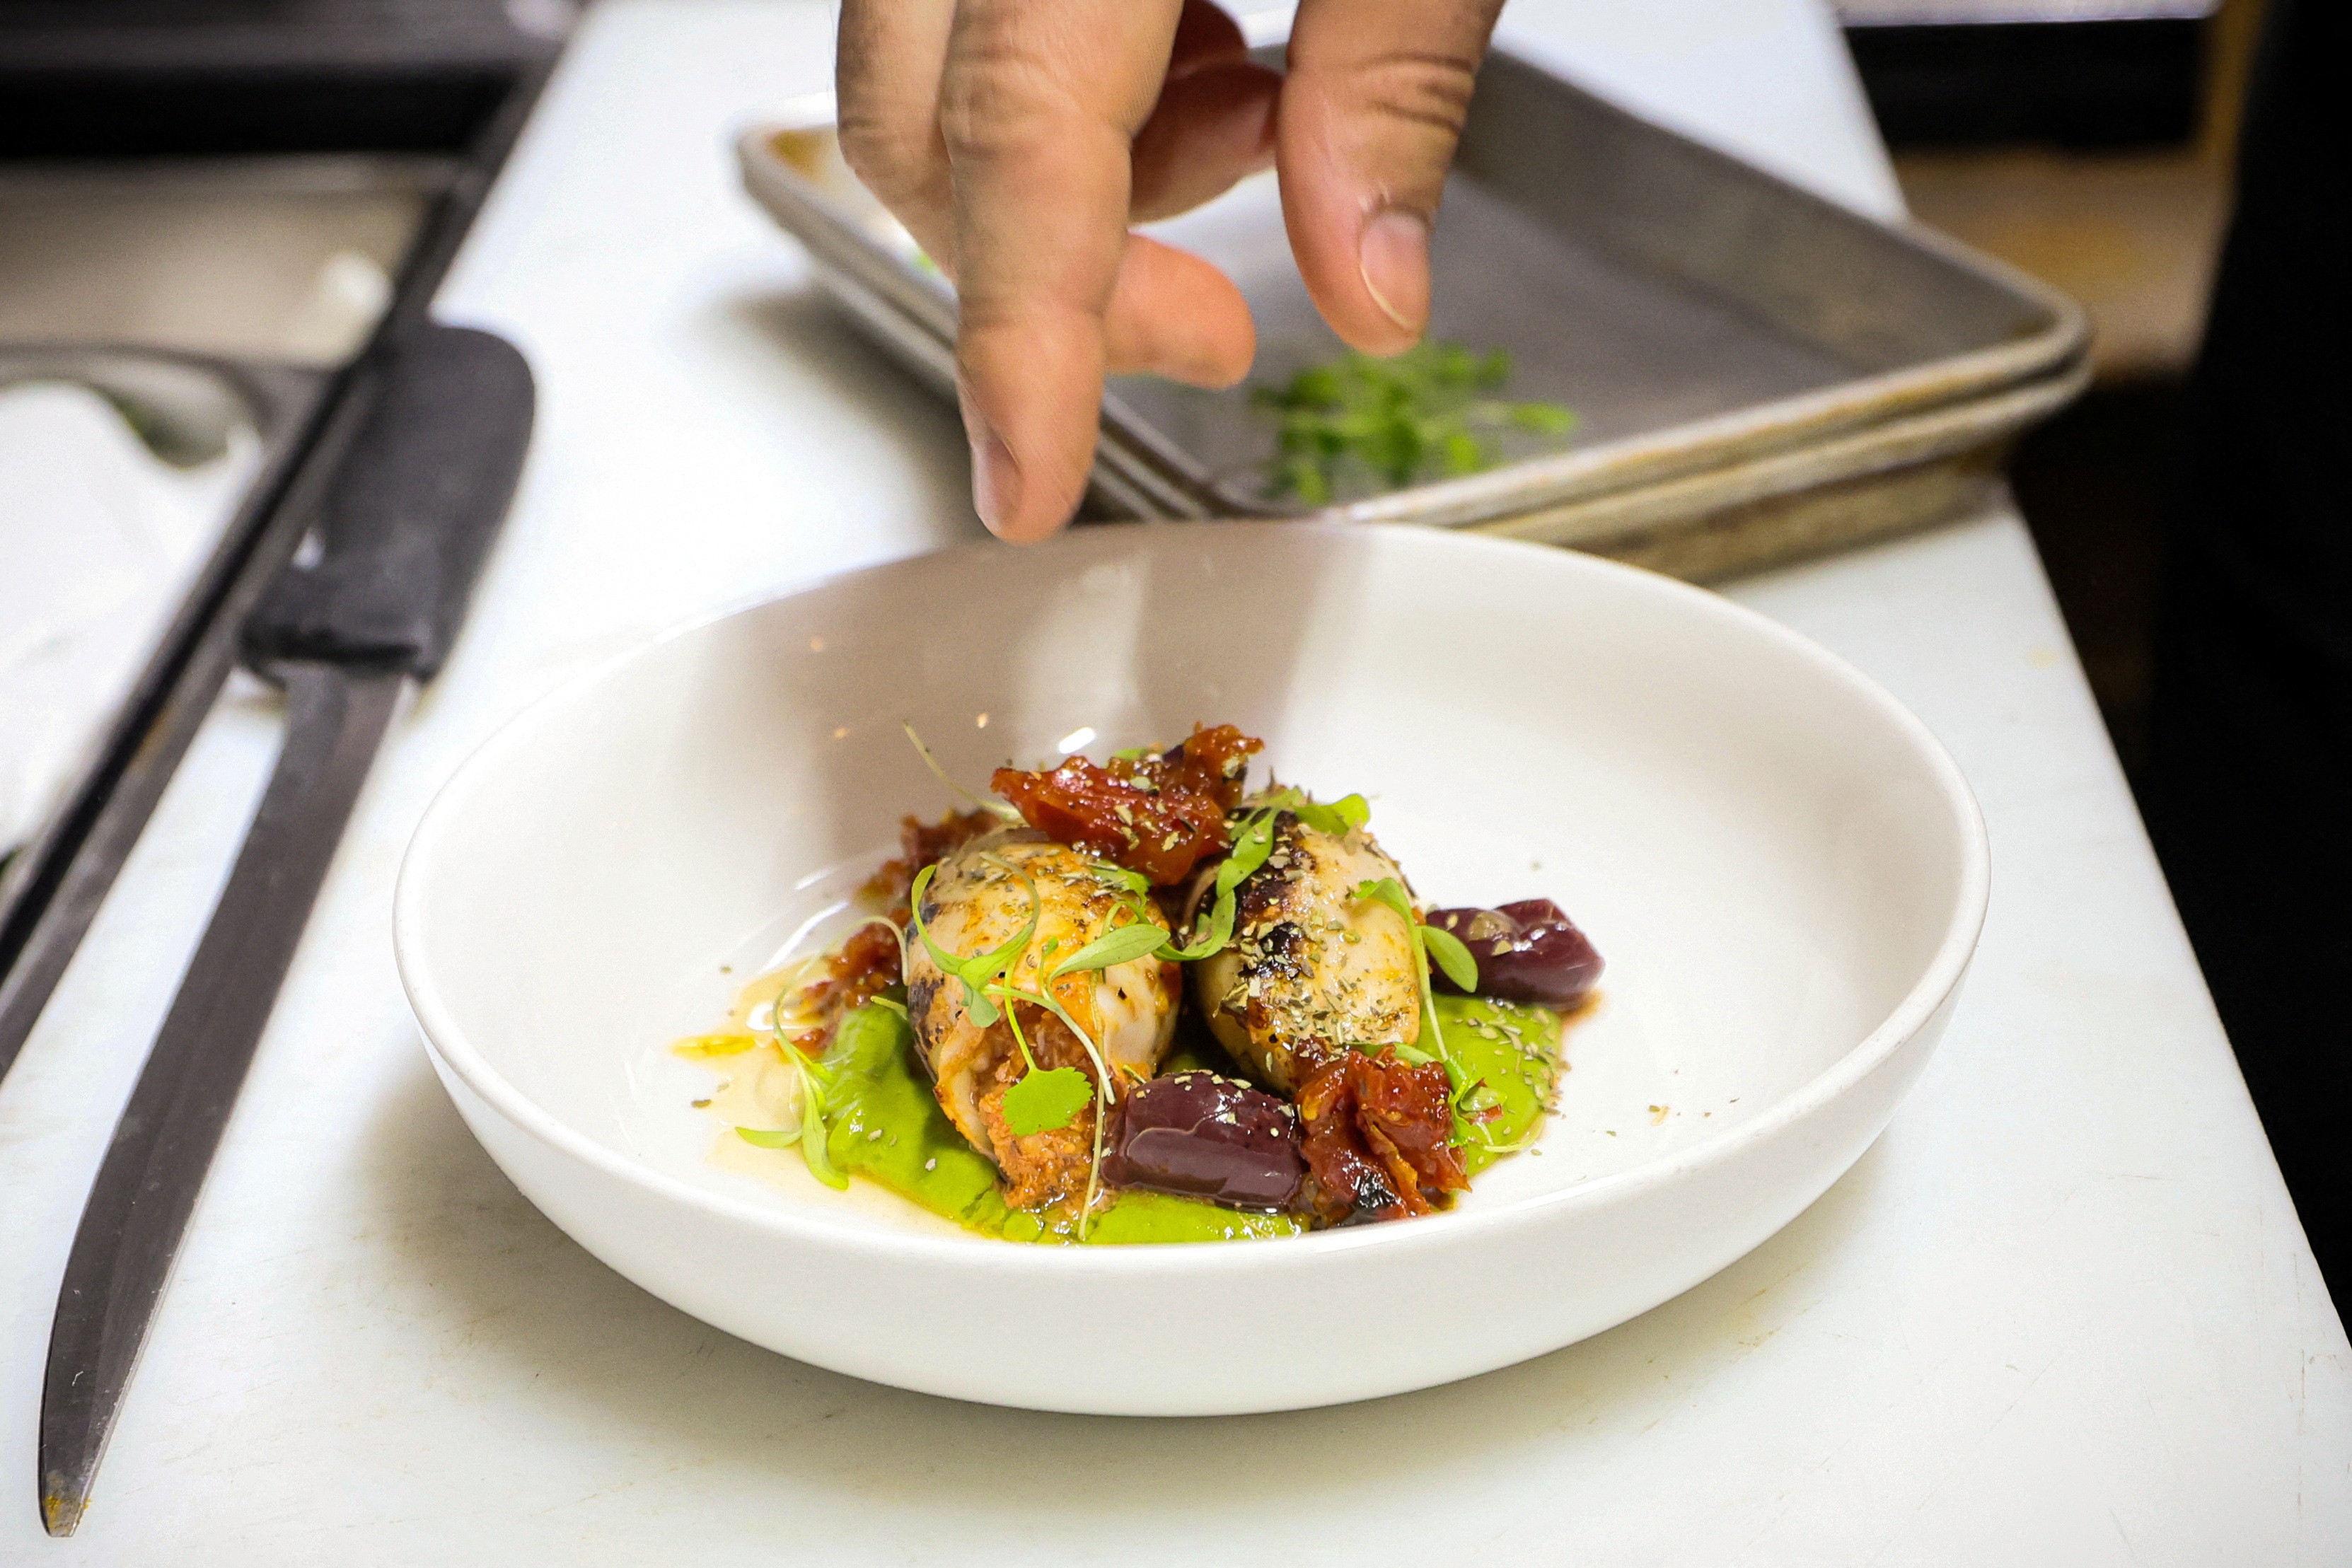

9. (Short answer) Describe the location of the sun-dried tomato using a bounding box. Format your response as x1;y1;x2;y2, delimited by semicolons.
1156;723;1263;812
1297;1050;1468;1225
990;723;1263;886
787;916;905;1053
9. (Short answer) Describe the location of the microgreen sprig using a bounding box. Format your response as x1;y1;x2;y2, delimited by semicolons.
903;722;1020;823
1159;790;1371;964
1352;876;1478;1075
907;859;1038;1028
1047;919;1172;982
726;913;913;1186
1291;793;1370;837
906;853;1121;1233
842;912;911;974
735;1011;846;1189
997;1006;1094;1135
983;979;1117;1235
1159;801;1282;962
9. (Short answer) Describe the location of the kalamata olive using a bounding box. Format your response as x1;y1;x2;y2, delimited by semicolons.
1425;899;1604;1007
1103;1072;1305;1211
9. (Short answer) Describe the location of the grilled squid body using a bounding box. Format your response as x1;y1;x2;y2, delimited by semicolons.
905;830;1180;1198
1192;815;1423;1093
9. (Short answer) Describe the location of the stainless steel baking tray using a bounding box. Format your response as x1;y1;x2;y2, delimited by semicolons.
738;45;2087;578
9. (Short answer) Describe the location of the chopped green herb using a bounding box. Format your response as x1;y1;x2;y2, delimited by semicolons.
734;1125;801;1149
1253;342;1577;505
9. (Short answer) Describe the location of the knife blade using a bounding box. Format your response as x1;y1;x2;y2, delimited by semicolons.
37;323;533;1537
38;665;401;1536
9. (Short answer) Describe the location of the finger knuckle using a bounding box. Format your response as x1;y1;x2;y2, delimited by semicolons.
837;110;932;202
936;44;1085;165
1346;50;1478;140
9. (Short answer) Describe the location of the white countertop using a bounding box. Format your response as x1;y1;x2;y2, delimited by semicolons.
4;1;2346;1562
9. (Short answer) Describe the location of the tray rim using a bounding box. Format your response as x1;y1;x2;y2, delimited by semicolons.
793;248;2082;532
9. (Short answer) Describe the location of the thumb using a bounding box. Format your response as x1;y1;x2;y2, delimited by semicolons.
1275;0;1505;355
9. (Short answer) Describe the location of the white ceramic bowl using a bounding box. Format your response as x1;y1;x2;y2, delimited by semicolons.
395;522;1986;1415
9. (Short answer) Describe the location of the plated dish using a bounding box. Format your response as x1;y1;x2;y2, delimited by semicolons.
678;725;1604;1243
395;523;1986;1413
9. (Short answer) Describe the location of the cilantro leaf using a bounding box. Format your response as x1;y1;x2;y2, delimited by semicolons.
987;982;1118;1235
735;1125;801;1149
1001;1065;1092;1134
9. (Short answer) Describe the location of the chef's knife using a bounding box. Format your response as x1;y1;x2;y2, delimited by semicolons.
37;323;533;1538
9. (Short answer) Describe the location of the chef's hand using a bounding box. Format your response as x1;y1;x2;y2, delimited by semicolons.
837;0;1505;542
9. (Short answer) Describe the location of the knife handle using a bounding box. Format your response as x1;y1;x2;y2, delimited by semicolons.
243;324;535;680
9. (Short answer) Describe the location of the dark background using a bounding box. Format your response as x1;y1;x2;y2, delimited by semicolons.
1852;0;2350;1304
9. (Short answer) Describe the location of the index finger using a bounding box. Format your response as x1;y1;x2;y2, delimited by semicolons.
939;0;1246;541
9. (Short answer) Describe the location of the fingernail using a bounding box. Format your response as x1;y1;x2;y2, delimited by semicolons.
965;412;1021;537
1358;208;1431;335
